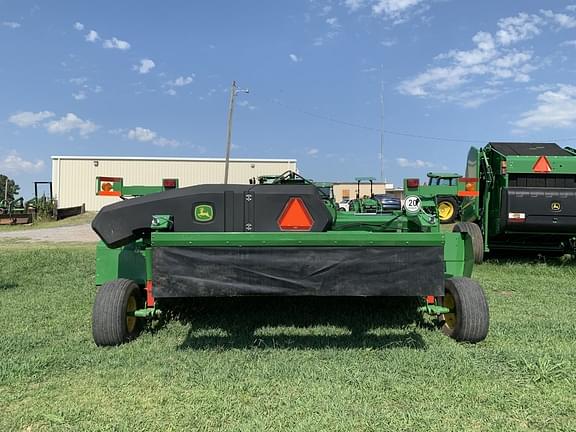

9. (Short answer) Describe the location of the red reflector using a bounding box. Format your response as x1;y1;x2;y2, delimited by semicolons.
278;197;314;231
457;190;479;197
533;156;552;173
163;179;177;188
406;178;419;188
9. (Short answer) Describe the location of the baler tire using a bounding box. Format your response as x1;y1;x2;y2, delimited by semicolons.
453;222;484;264
440;277;489;343
437;197;458;224
92;278;143;346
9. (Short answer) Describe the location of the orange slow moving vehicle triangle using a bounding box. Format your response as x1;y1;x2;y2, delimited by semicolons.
278;197;314;231
533;155;552;173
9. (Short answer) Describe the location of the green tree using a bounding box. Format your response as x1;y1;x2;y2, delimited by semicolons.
0;174;20;201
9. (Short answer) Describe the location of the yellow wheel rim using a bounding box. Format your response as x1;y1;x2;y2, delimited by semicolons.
442;292;457;329
126;295;137;333
438;201;454;221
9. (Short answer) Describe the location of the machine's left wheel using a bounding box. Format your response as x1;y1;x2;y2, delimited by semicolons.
92;279;143;346
437;197;458;224
439;277;489;343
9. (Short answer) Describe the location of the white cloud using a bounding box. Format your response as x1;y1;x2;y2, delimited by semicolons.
344;0;364;12
127;127;156;142
307;148;320;156
126;127;179;147
45;113;97;136
163;75;195;94
2;21;21;29
372;0;423;17
169;76;194;86
72;91;87;101
85;30;99;42
68;77;102;100
73;22;84;31
541;9;576;29
398;8;576;106
495;13;542;45
342;0;425;21
153;137;179;147
8;111;55;127
513;84;576;131
103;37;130;50
381;39;397;47
313;32;338;46
69;77;87;85
0;153;44;173
133;58;155;74
289;53;302;63
396;157;434;168
237;100;256;110
568;5;576;12
326;17;340;28
561;39;576;47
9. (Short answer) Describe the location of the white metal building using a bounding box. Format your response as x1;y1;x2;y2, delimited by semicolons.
52;156;298;211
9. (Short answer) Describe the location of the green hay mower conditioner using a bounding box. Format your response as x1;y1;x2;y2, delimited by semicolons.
91;172;489;346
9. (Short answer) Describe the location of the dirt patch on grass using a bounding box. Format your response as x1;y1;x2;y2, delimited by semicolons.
0;223;98;243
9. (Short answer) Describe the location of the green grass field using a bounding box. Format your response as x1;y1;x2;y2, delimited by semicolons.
1;245;575;431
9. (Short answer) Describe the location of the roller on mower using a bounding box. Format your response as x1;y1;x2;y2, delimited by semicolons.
90;171;489;346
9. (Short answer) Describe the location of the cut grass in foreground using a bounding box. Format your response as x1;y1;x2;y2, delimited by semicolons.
0;245;575;431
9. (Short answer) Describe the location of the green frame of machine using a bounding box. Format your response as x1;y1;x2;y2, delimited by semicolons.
96;230;473;288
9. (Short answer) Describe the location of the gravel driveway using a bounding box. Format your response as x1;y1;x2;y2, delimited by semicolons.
0;224;99;243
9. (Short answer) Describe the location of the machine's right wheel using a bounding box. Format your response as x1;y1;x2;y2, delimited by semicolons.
453;222;484;264
437;197;458;224
92;278;143;346
440;277;489;343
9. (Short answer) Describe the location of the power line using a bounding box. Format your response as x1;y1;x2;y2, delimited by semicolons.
267;98;485;144
258;94;576;146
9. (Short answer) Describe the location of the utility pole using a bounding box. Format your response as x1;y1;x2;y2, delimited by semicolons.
379;66;385;183
224;80;249;184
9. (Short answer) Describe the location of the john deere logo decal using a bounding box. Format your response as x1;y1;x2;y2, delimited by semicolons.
551;201;561;212
194;204;214;222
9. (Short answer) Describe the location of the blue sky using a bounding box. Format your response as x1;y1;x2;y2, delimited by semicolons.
1;1;576;197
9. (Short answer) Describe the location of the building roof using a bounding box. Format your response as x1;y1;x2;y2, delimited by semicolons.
51;155;296;162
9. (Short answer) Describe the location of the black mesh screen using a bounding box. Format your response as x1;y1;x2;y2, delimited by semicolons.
508;174;576;188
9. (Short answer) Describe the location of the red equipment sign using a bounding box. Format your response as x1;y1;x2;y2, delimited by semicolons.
278;197;314;231
533;156;552;173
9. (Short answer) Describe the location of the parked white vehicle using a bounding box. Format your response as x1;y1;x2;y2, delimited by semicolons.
338;199;350;212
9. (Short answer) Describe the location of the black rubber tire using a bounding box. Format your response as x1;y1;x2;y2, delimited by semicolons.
92;279;143;346
437;196;459;224
453;221;484;264
440;277;489;343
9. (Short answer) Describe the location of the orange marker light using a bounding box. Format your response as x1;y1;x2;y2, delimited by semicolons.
101;182;113;192
458;177;479;197
278;197;314;231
